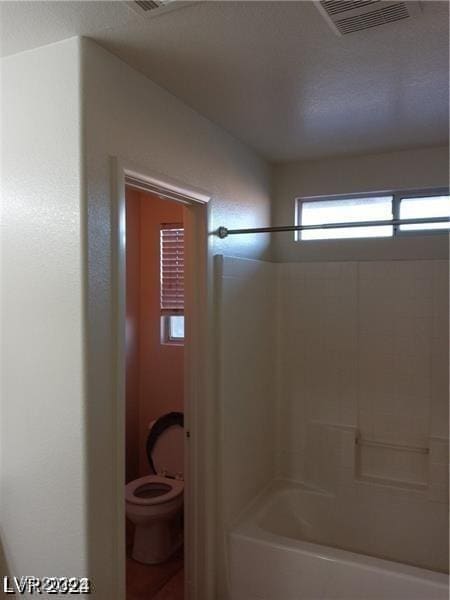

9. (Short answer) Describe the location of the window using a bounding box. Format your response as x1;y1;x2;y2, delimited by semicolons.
299;195;393;240
160;224;184;344
296;191;450;241
399;195;450;232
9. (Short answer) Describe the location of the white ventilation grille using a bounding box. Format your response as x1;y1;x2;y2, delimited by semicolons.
321;1;380;16
134;0;160;11
316;1;422;35
128;0;195;16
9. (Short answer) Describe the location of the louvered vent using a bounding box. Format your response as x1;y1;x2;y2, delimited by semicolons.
135;0;161;11
316;0;422;35
322;1;380;16
129;0;190;15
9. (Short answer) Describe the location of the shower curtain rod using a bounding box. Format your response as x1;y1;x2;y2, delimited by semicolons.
217;216;450;239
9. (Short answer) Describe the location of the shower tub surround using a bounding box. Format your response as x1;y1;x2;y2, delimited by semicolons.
217;256;449;600
215;255;277;598
230;481;448;600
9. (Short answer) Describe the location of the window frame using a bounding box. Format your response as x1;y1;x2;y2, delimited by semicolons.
295;188;450;242
394;188;450;237
161;314;185;345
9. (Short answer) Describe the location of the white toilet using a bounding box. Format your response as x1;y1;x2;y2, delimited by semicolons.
125;412;184;564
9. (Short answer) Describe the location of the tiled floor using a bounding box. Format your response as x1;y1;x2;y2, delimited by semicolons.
126;520;184;600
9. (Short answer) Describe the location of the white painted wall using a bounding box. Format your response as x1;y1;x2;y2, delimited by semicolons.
0;35;272;598
272;146;449;262
1;37;86;580
81;37;272;598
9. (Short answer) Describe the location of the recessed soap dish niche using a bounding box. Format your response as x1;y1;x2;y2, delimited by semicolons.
355;434;429;490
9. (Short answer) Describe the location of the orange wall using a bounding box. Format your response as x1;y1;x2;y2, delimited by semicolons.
125;187;184;482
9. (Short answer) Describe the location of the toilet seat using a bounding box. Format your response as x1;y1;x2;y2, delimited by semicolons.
126;475;184;506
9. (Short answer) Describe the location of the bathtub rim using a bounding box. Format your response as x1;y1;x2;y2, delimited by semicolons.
231;479;449;589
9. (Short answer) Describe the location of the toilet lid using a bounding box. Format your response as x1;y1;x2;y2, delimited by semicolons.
146;412;184;478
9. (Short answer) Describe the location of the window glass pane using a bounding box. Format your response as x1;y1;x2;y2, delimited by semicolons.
169;315;184;340
300;196;393;240
399;196;450;231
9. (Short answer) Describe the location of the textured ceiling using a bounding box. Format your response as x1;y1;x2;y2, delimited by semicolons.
0;1;137;57
2;1;449;162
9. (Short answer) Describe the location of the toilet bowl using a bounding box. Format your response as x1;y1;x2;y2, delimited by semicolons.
125;412;184;564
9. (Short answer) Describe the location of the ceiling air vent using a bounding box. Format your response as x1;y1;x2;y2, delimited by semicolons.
128;0;198;16
135;0;161;10
316;1;422;36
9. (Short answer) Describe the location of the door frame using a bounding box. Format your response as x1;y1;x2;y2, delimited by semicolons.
111;157;213;600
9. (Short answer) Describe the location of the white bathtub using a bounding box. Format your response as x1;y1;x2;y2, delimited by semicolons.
229;481;449;600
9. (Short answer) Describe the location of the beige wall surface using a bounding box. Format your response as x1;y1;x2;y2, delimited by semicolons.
1;34;272;600
82;37;272;598
1;38;86;578
272;146;449;262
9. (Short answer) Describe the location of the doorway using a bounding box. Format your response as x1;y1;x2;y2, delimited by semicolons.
113;165;211;600
125;185;185;599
